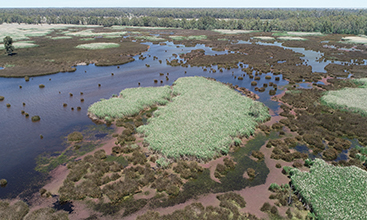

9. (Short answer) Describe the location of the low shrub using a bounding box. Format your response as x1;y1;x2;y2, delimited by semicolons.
260;202;271;212
268;183;280;192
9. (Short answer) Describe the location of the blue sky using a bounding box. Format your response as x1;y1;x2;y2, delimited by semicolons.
2;0;367;8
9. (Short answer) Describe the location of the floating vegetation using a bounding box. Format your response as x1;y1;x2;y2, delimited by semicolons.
291;159;367;219
137;77;270;159
76;43;120;50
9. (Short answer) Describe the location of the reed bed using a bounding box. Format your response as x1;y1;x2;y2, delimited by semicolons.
321;78;367;116
137;77;269;159
88;86;171;119
291;159;367;219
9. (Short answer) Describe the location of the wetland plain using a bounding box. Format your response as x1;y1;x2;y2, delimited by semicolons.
1;15;367;219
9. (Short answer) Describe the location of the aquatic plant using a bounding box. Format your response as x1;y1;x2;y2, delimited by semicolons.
39;84;45;88
0;96;4;101
138;77;269;160
291;159;367;219
88;86;171;119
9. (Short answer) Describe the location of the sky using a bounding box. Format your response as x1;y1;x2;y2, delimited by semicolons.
1;0;367;8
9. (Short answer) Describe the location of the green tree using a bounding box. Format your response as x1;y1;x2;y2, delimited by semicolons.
3;36;14;55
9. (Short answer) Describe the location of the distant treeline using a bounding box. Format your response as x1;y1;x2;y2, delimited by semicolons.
0;8;366;34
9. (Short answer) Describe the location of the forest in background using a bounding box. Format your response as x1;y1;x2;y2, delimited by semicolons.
0;8;366;35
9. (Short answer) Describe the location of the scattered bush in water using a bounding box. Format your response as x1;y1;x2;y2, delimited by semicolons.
247;168;256;178
24;76;29;81
251;150;264;160
39;84;45;88
6;103;10;107
0;179;7;187
31;115;40;122
67;131;83;142
0;96;4;101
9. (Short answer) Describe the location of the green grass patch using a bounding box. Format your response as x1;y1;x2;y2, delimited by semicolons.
65;29;126;37
169;35;207;41
79;38;95;41
47;36;73;40
273;31;323;37
291;159;367;219
135;36;166;41
321;78;367;116
217;38;228;41
76;42;120;50
0;41;38;50
137;77;270;159
105;155;129;167
341;36;367;44
88;86;171;119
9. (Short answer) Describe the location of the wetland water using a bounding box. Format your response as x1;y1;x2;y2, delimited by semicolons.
0;40;349;198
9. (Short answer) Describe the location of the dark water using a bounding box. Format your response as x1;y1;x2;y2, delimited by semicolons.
0;40;335;198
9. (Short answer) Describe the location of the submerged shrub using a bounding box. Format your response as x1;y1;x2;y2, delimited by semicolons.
31;115;41;122
0;179;7;187
67;131;83;142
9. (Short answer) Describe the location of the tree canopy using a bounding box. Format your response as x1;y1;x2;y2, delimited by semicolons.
3;36;14;55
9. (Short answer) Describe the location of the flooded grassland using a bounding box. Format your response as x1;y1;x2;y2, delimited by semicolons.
1;25;367;219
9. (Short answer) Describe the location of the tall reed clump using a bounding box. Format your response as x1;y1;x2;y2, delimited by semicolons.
137;77;270;160
88;86;171;119
291;159;367;219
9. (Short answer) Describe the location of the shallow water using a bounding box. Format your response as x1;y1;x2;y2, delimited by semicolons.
256;41;367;73
0;41;289;198
1;39;361;198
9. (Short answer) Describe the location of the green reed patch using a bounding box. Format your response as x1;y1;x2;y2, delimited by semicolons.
321;78;367;116
76;42;120;50
291;159;367;219
88;86;171;119
137;77;270;160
